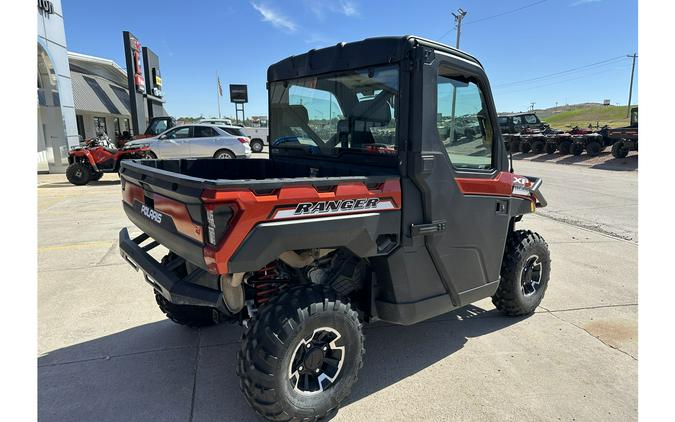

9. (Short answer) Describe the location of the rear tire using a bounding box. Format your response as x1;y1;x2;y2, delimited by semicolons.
155;293;220;327
544;142;557;154
214;149;235;159
586;141;602;156
570;142;584;156
611;140;629;158
250;139;264;153
558;140;572;155
492;230;551;316
91;172;104;181
531;140;545;154
66;162;92;186
238;285;364;422
519;141;532;154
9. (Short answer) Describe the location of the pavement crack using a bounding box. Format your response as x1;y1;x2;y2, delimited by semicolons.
539;305;637;361
533;213;637;244
535;303;637;313
189;329;201;422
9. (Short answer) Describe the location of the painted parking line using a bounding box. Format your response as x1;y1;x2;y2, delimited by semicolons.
38;240;113;252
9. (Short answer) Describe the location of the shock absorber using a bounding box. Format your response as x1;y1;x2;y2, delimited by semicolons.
247;261;289;305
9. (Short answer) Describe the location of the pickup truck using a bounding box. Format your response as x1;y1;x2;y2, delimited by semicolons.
119;35;550;421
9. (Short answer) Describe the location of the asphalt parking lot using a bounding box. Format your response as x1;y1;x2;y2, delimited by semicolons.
38;158;637;421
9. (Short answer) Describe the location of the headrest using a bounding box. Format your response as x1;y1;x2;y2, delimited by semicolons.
271;104;309;127
350;98;391;125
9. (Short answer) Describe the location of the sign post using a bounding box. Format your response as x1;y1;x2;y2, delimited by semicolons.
229;84;248;124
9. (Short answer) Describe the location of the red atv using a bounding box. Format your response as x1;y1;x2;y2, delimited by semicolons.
66;135;153;186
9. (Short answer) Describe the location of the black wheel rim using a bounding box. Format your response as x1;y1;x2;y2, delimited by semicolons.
520;255;543;297
288;327;345;394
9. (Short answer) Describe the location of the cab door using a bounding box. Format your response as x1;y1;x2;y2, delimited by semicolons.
408;53;512;307
189;125;219;158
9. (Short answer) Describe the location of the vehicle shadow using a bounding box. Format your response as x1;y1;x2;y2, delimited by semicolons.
38;305;525;422
38;180;120;189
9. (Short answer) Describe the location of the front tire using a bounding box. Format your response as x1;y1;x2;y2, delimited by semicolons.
214;149;235;159
586;141;602;156
611;140;629;158
544;142;557;154
66;162;92;185
492;230;551;316
238;285;364;421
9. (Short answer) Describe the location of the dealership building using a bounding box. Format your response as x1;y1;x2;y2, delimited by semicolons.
38;0;154;173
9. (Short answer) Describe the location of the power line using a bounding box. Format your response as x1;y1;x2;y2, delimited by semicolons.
437;0;551;39
492;55;627;88
494;65;629;96
464;0;551;25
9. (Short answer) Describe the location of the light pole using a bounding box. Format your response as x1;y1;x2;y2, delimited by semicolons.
626;53;637;118
449;8;467;146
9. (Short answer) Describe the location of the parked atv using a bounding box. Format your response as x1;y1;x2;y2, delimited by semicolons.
606;107;638;158
66;134;153;185
118;36;551;421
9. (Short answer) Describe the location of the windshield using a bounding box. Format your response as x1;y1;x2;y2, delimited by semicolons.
269;65;398;157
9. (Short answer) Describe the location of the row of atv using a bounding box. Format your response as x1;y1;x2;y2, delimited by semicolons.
504;127;632;158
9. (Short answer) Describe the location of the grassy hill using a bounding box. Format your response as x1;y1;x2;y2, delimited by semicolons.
538;104;635;130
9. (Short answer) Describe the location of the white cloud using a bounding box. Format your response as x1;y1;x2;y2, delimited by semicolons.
306;0;359;19
339;1;359;17
570;0;602;6
251;2;297;32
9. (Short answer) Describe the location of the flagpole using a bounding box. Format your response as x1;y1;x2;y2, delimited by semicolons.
216;73;222;119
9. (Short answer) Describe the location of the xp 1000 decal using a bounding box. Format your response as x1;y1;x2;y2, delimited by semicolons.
271;198;397;219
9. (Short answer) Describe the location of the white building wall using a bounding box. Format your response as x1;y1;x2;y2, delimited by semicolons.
37;0;79;173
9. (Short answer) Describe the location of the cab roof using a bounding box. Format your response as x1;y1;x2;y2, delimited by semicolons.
267;35;483;82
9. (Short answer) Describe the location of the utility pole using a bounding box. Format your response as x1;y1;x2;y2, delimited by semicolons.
448;8;467;146
626;53;637;118
451;8;468;49
530;102;535;111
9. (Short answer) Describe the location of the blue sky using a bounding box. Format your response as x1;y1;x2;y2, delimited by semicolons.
62;0;637;117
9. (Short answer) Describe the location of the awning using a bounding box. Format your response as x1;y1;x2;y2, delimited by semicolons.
71;71;131;116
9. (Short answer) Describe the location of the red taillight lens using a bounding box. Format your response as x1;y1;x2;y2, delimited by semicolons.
203;203;237;246
238;137;249;144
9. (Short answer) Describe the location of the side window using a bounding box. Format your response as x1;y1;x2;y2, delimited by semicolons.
512;116;522;125
165;127;191;139
194;126;217;137
436;74;493;170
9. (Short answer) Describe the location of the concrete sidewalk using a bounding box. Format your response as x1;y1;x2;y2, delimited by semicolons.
38;174;637;421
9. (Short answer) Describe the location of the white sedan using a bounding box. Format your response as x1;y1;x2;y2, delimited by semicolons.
124;124;251;159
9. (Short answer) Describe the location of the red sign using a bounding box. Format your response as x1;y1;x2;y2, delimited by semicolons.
130;36;145;94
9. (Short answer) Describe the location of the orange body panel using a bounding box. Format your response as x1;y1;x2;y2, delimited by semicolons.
201;179;402;274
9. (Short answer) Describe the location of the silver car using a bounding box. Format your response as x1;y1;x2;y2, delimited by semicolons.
124;124;251;159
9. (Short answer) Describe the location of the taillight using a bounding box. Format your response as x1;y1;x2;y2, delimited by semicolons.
204;203;236;246
238;137;249;144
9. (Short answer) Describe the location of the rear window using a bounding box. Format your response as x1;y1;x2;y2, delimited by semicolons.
221;127;244;136
523;114;539;124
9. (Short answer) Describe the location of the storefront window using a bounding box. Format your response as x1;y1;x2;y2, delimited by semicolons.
114;117;121;137
93;117;107;136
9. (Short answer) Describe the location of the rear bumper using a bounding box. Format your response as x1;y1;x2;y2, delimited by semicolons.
119;227;225;311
